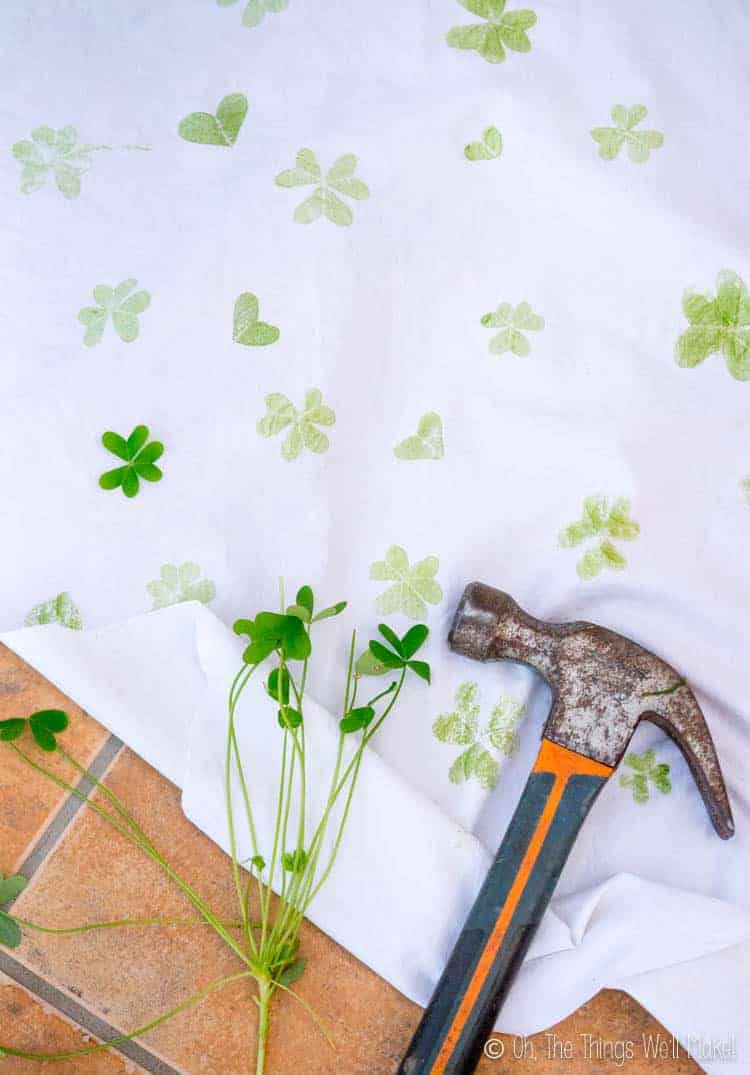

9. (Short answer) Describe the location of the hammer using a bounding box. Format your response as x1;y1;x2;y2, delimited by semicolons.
398;582;734;1075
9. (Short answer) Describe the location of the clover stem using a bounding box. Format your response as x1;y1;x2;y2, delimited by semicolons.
15;916;252;935
255;977;273;1075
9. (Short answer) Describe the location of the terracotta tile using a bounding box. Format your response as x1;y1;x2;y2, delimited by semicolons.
0;645;110;876
0;972;140;1074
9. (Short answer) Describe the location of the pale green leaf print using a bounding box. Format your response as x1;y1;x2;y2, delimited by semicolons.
434;682;525;790
481;300;544;356
464;126;502;162
178;94;248;146
370;546;443;620
619;749;671;803
676;271;750;381
232;292;279;346
11;126;149;199
275;150;369;226
147;563;216;610
741;476;750;504
257;389;335;461
559;496;640;580
78;279;151;346
394;412;444;460
446;1;537;64
25;592;83;630
591;104;663;164
217;0;289;28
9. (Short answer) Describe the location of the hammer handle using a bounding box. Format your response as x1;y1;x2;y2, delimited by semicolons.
398;739;613;1075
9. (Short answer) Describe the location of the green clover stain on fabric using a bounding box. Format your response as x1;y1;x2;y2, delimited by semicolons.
370;546;443;620
394;412;444;460
591;105;663;163
464;126;502;161
559;495;640;580
25;592;83;630
178;94;248;146
275;149;369;226
676;271;750;381
99;425;164;498
257;389;335;461
446;1;537;65
147;563;216;610
11;126;149;200
433;682;525;790
619;749;672;803
233;293;279;346
78;279;151;347
216;0;289;28
481;301;544;356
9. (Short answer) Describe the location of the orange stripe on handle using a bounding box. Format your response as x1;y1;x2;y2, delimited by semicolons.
429;740;612;1075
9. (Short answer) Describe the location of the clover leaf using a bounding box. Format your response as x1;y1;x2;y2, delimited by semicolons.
558;495;640;580
394;412;444;461
281;849;308;874
481;300;544;356
619;749;671;803
433;683;524;790
0;873;28;949
275;149;370;226
78;279;151;347
257;390;336;461
591;104;663;164
370;546;443;620
178;93;248;147
11;125;101;199
147;563;216;610
0;710;69;752
464;126;502;162
233;292;280;346
235;611;311;663
217;0;290;29
25;591;83;630
676;271;750;381
446;1;537;65
355;622;431;683
99;425;164;498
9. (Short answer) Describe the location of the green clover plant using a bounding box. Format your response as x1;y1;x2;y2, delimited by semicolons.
257;390;335;461
559;495;640;580
0;873;28;949
275;149;370;226
433;683;525;790
370;545;443;620
147;563;216;609
25;592;83;630
619;749;671;803
676;271;750;381
591;105;663;164
99;425;164;498
446;0;537;65
481;300;544;356
78;279;151;346
217;0;289;28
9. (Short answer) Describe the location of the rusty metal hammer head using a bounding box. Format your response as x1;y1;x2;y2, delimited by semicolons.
449;582;734;839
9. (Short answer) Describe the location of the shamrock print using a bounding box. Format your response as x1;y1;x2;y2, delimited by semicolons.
559;495;640;580
11;126;148;199
217;0;289;28
275;149;369;226
233;292;279;346
433;682;525;790
178;93;248;147
742;476;750;504
619;749;671;803
481;300;544;356
370;546;443;620
147;563;216;610
591;105;663;164
25;592;83;630
676;271;750;381
446;1;537;65
464;126;502;162
394;412;444;460
78;279;151;347
0;873;28;949
99;425;164;498
257;389;336;461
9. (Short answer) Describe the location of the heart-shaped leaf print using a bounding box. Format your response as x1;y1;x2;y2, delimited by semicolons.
464;126;502;162
394;412;444;460
179;94;248;147
233;292;280;346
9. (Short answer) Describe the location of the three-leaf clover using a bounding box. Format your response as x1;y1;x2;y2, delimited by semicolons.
464;126;502;162
481;301;544;356
676;271;750;381
275;149;369;226
217;0;289;28
147;563;216;610
354;623;431;686
370;546;443;620
433;683;525;790
559;495;640;580
394;412;444;461
591;105;663;164
25;592;83;630
99;425;164;498
446;1;537;65
178;94;248;146
257;390;336;461
11;125;102;199
0;709;69;753
78;279;151;347
233;292;280;346
619;749;671;803
0;873;28;949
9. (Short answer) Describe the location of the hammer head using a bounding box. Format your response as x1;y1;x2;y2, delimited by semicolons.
449;582;734;839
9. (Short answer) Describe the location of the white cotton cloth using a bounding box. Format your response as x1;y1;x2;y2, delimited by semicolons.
3;0;750;1069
